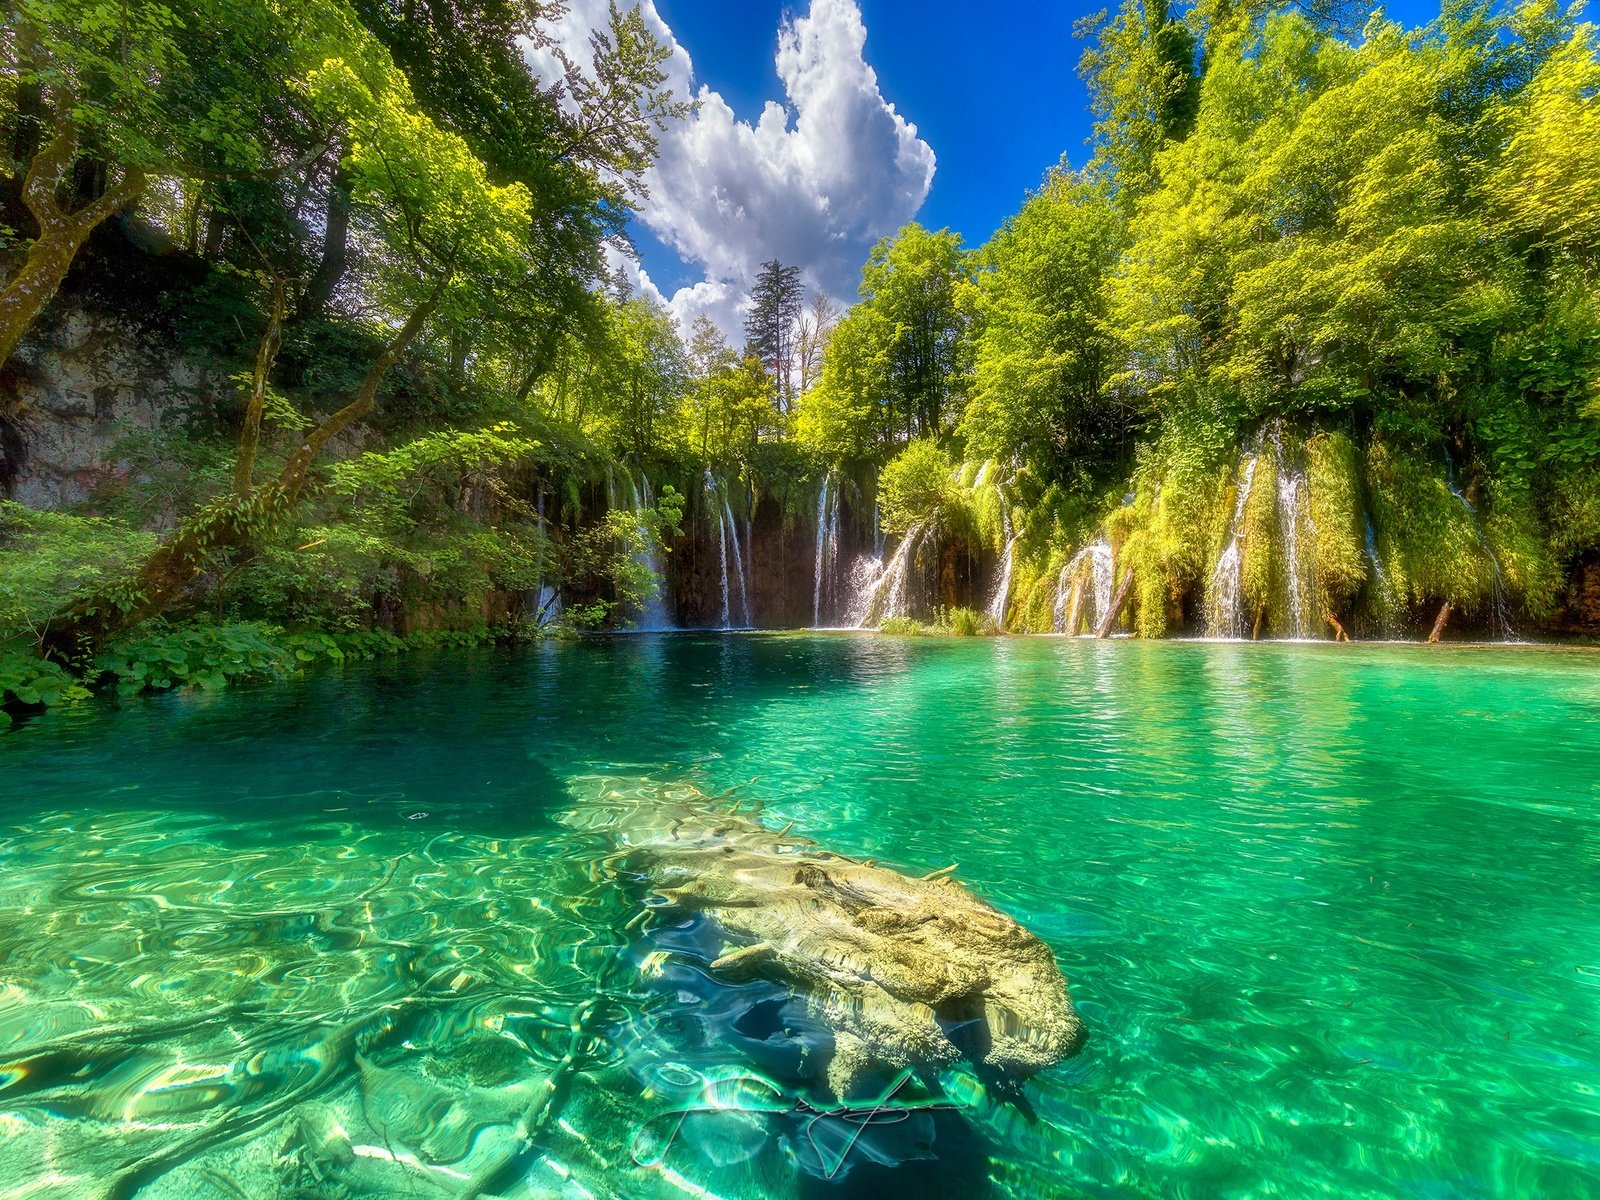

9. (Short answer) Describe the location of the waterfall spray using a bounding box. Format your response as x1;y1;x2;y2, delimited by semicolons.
859;522;928;627
1054;540;1114;635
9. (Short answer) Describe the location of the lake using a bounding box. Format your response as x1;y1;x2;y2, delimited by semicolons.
2;635;1598;1198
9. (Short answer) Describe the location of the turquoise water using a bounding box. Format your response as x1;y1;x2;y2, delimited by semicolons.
2;635;1599;1198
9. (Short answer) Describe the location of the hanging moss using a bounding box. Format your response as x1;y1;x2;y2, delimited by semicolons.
1306;431;1368;615
1483;481;1562;616
1365;439;1495;610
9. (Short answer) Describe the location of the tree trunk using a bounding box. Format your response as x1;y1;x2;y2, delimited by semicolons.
1427;600;1452;644
1096;568;1135;638
298;165;351;320
233;280;287;495
1324;611;1351;642
0;108;146;370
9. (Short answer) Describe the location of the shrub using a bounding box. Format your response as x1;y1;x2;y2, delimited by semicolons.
933;605;999;636
878;439;955;534
877;616;927;635
0;648;92;710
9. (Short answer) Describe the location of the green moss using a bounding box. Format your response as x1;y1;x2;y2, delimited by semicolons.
1365;438;1494;609
1483;482;1561;616
1306;432;1367;609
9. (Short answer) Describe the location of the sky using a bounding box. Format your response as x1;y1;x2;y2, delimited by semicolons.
529;0;1515;338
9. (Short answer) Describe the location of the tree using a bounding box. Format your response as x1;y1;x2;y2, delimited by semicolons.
796;289;840;395
961;171;1128;482
744;258;803;416
0;0;324;367
41;9;573;656
1077;0;1201;200
862;224;971;442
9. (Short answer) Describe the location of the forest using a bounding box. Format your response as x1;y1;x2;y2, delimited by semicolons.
2;0;1599;708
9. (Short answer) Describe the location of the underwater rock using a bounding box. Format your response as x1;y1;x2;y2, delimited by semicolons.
567;776;1088;1097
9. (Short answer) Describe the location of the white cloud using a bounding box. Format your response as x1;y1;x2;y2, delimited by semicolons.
529;0;935;339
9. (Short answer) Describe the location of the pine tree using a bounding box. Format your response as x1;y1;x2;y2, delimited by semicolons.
743;259;804;416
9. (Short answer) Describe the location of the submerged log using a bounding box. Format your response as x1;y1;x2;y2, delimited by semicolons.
567;776;1088;1098
1096;568;1135;638
1427;600;1453;643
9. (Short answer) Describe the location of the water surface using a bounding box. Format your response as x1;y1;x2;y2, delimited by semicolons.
2;636;1598;1198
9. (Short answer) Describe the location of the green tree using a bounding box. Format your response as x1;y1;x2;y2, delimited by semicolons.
961;171;1128;482
744;258;803;416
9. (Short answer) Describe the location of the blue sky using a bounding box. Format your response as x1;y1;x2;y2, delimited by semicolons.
533;1;1579;335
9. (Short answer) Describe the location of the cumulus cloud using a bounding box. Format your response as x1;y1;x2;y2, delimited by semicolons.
528;0;935;338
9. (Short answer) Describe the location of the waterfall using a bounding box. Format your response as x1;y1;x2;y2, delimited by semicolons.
703;469;751;630
858;521;928;627
1054;539;1113;636
628;475;673;631
703;469;731;629
812;474;842;627
531;487;561;627
1273;430;1312;639
1206;452;1259;638
988;488;1017;629
723;490;751;628
1364;514;1399;636
842;553;885;627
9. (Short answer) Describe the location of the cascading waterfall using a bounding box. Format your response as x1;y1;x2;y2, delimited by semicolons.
1053;539;1114;636
842;554;884;627
628;475;673;631
1273;430;1313;639
1206;452;1260;638
1445;482;1518;642
812;474;842;627
987;480;1018;629
531;487;561;626
703;469;752;630
723;492;751;627
1364;514;1400;636
858;521;928;627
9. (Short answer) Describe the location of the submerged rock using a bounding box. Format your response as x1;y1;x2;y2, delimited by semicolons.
566;776;1088;1097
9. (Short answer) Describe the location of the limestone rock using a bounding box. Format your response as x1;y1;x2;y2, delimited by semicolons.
566;776;1088;1096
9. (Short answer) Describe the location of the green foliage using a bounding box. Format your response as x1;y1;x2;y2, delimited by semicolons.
0;647;90;709
798;224;971;459
97;622;317;694
932;606;998;637
877;439;955;534
1305;431;1368;606
1365;438;1495;608
962;172;1128;481
0;503;156;642
877;616;927;636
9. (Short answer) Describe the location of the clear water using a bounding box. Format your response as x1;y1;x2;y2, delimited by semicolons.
2;636;1599;1199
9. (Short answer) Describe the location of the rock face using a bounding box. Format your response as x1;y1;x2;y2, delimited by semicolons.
1;302;203;510
565;775;1088;1097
